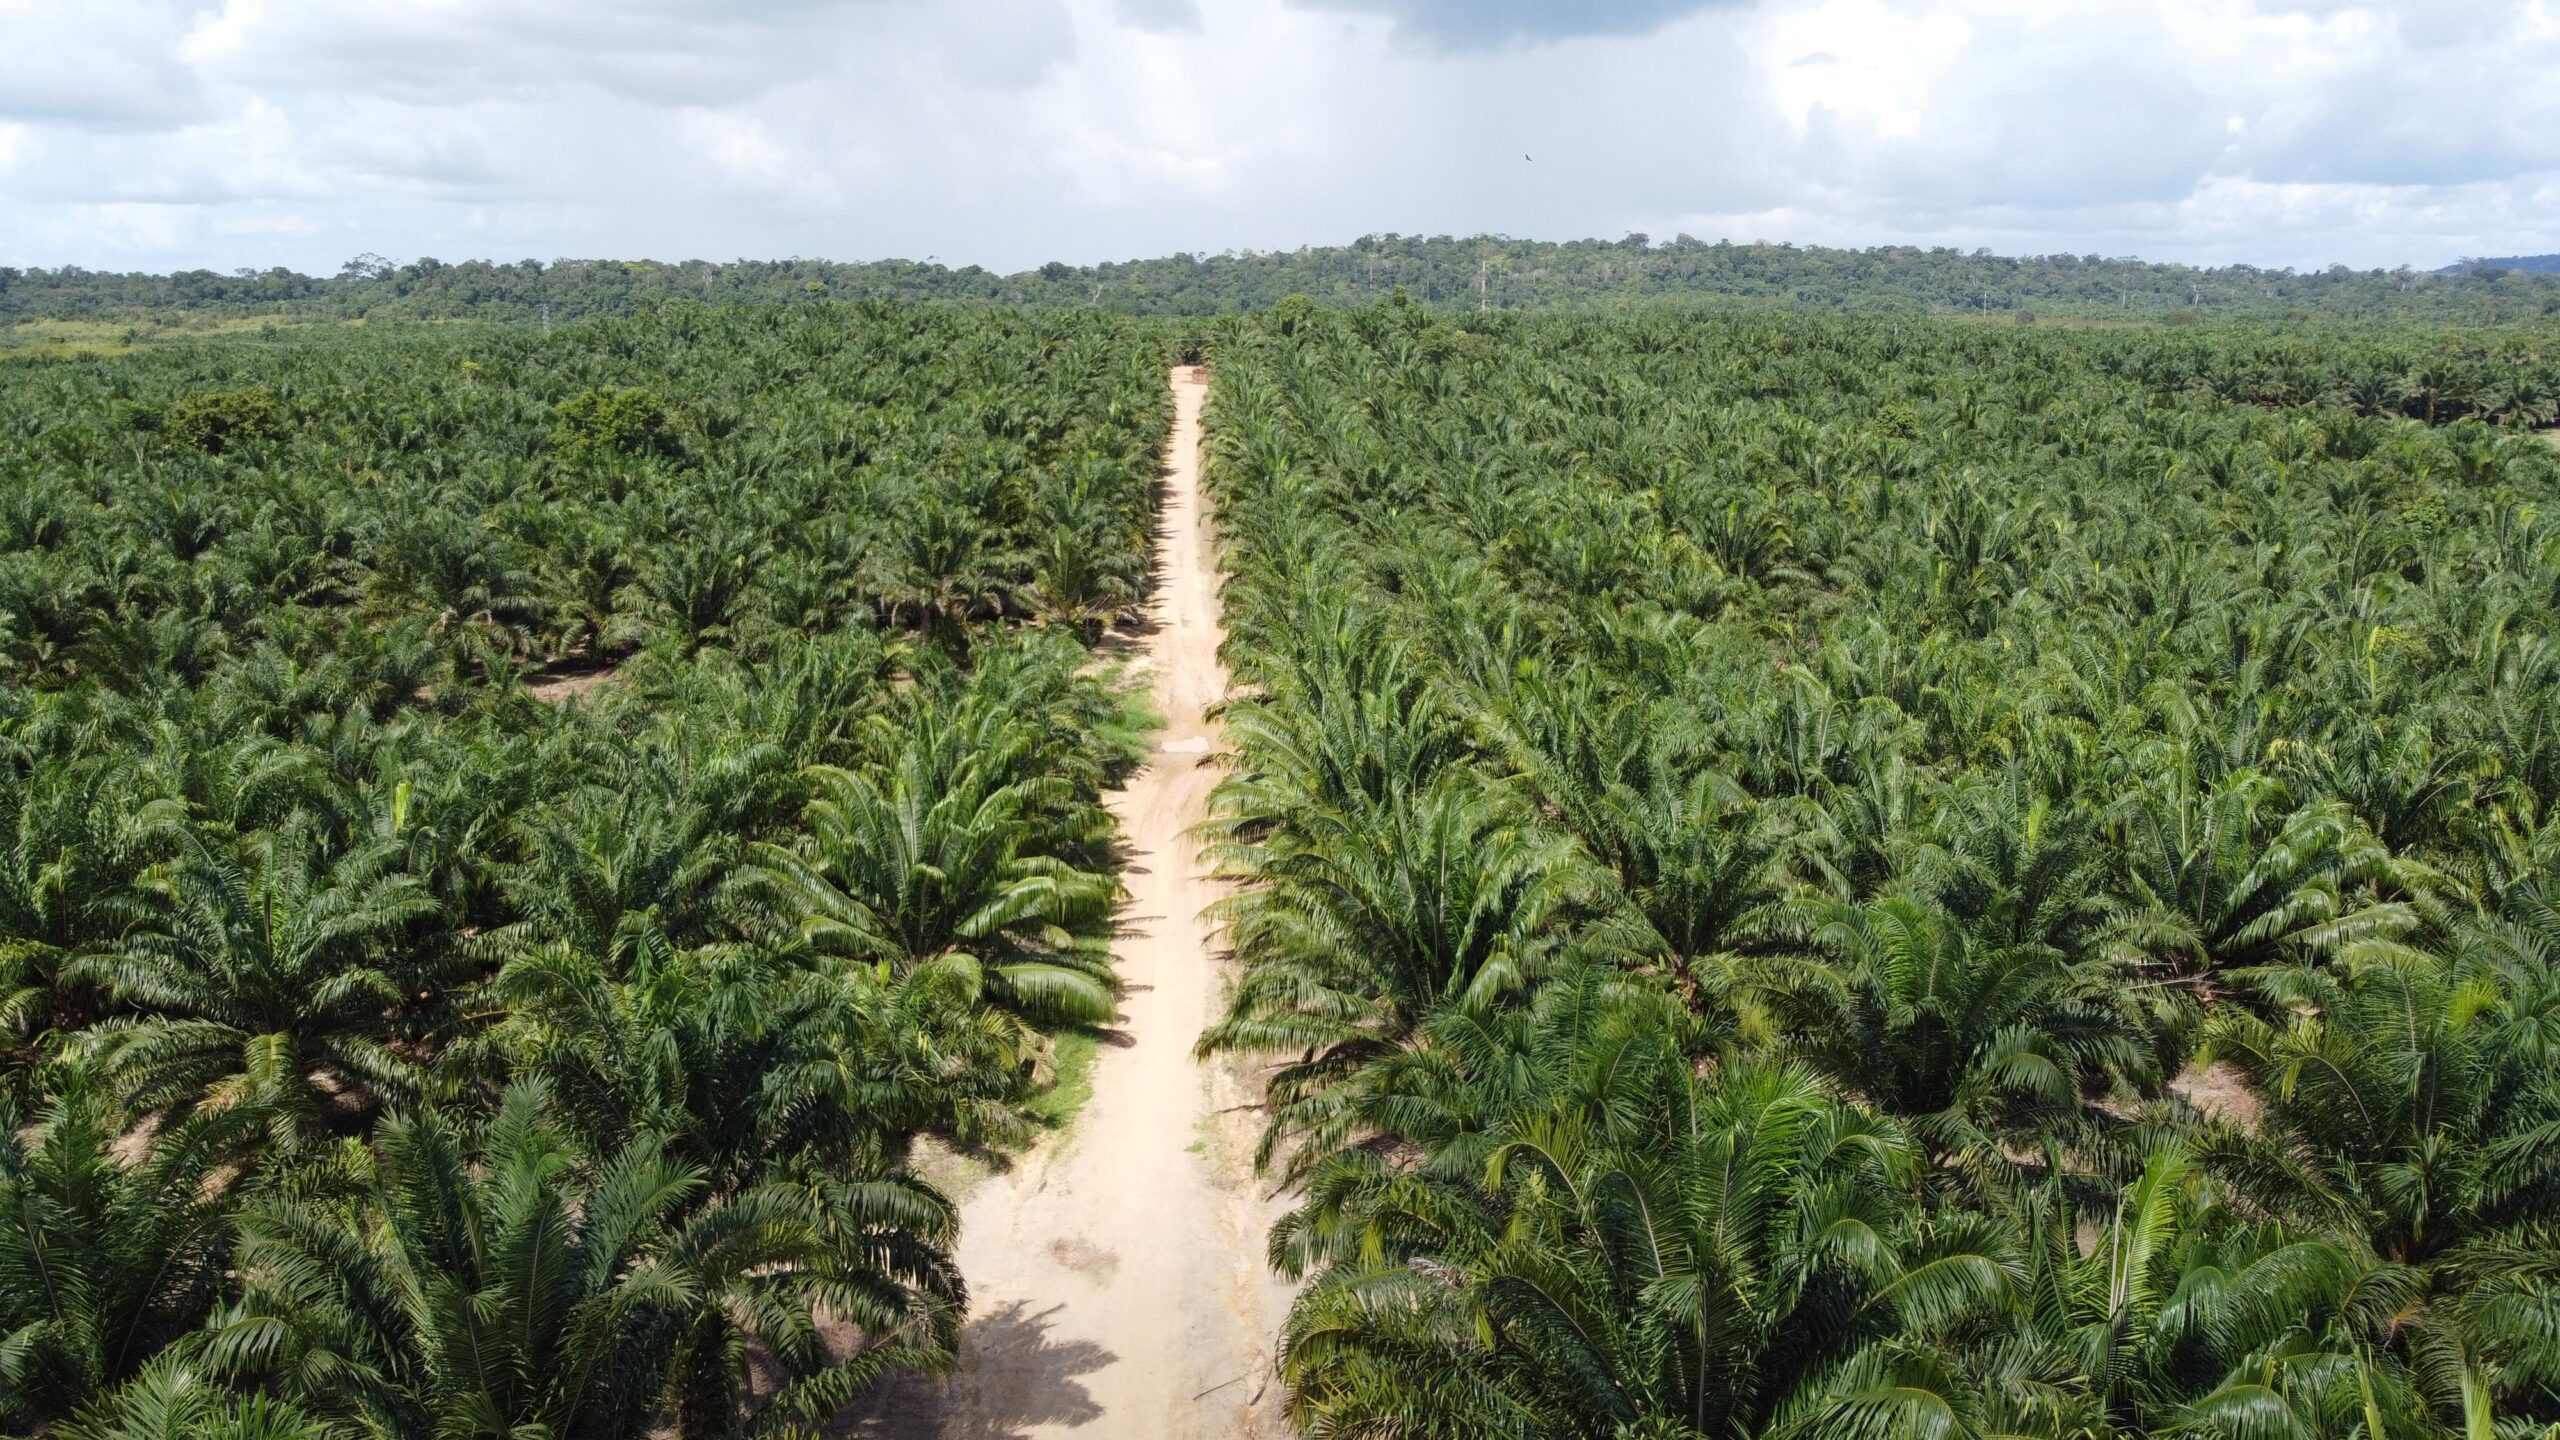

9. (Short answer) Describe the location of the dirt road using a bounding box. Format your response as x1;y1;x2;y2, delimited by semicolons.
839;367;1294;1438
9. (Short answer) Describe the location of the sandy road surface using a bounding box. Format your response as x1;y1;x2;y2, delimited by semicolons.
838;367;1295;1439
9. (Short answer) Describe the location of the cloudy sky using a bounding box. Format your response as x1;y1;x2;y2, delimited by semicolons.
0;0;2552;276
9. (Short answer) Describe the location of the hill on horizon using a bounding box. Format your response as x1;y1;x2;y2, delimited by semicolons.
8;232;2560;328
2442;254;2560;275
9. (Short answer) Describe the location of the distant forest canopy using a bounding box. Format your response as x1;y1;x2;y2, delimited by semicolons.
8;232;2560;326
2444;254;2560;276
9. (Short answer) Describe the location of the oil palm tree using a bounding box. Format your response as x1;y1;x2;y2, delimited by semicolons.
2105;768;2424;977
0;1080;257;1435
868;499;1006;657
59;1354;336;1440
491;936;1026;1178
362;510;544;667
1485;681;1808;993
65;825;448;1143
1199;771;1606;1107
1278;1041;2014;1439
498;775;741;975
1746;894;2154;1170
608;523;770;658
2199;950;2560;1436
203;1081;963;1440
1977;1150;2442;1440
1019;477;1146;638
0;752;178;1077
742;750;1119;1030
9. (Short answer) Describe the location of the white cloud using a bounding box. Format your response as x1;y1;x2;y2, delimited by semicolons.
0;0;2551;274
1113;0;1202;32
1287;0;1752;50
56;202;197;258
0;0;214;131
1755;0;1967;141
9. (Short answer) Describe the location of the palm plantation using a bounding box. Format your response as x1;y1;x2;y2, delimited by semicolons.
4;287;2560;1438
1200;302;2560;1438
0;305;1168;1434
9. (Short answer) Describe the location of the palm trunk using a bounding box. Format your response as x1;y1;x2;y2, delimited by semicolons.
672;1311;741;1440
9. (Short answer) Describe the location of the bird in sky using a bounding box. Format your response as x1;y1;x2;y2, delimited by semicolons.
1524;153;1533;161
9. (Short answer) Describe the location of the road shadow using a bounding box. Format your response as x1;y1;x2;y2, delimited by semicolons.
830;1301;1115;1439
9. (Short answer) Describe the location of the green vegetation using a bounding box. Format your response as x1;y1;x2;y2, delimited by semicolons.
1199;301;2560;1438
10;232;2560;327
1025;1026;1103;1130
8;266;2560;1439
0;304;1171;1436
2450;255;2560;277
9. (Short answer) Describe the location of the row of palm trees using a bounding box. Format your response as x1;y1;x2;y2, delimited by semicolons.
2080;320;2559;429
1197;304;2560;1437
1;306;1172;1435
0;302;1166;689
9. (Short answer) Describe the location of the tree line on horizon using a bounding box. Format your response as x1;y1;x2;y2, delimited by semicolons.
8;232;2560;329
